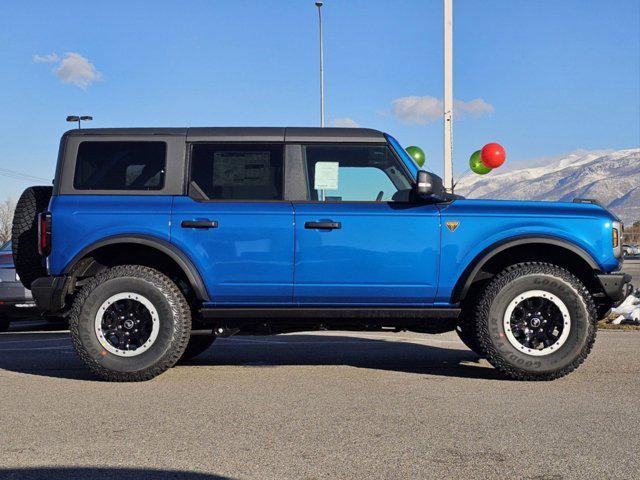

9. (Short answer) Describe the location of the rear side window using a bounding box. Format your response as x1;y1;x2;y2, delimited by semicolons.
190;143;284;200
74;142;166;190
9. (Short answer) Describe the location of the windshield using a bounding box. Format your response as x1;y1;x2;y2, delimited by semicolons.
0;241;11;251
385;134;419;178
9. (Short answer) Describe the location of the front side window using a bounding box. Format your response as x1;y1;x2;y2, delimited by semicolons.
190;144;284;200
303;145;413;202
74;141;166;190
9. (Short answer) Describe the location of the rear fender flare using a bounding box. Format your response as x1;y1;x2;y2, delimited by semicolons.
63;234;210;301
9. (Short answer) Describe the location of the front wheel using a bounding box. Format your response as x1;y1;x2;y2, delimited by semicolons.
69;265;191;381
475;262;597;381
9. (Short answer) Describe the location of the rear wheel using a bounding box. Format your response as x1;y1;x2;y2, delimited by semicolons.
475;262;597;381
12;186;53;289
69;265;191;381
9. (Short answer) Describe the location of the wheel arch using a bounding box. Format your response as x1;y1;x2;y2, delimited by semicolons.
63;235;209;302
452;236;601;304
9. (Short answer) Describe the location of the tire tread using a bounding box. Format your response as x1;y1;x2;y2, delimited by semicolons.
69;265;191;382
475;262;597;381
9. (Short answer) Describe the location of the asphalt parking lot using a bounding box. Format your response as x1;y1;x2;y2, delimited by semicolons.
0;320;638;480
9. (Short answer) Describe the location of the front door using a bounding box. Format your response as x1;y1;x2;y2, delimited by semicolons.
293;144;441;305
171;143;294;305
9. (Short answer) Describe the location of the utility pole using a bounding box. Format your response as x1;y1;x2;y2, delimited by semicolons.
443;0;454;192
316;1;325;128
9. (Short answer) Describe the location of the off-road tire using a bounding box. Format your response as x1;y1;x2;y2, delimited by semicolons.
11;186;53;289
456;288;485;356
179;335;216;362
69;265;191;381
475;262;597;381
455;318;483;357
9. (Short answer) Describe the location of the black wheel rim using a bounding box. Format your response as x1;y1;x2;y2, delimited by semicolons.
504;291;571;356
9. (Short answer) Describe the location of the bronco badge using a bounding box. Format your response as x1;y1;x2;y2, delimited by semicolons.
446;221;459;232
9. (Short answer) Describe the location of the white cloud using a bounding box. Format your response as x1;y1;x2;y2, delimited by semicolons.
34;52;102;89
33;53;59;63
454;98;494;118
392;96;441;125
331;117;360;128
55;52;102;89
391;95;494;125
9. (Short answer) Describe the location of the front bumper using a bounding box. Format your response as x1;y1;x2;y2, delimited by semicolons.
0;281;34;308
30;276;69;312
597;273;633;306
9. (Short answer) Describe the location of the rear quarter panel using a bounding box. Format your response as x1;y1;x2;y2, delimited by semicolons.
436;199;620;303
48;195;172;275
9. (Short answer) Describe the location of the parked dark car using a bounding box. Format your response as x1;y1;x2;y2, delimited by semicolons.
0;240;35;331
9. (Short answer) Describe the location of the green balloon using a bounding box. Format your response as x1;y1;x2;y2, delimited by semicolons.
405;146;426;167
469;150;492;175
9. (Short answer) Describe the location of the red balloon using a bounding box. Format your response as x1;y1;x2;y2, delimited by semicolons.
480;143;506;168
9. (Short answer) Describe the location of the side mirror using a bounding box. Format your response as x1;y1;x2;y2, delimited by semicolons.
415;170;445;200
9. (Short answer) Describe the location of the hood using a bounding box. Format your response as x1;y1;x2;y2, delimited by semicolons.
440;198;617;222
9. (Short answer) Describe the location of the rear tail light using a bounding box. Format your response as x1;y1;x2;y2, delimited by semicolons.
38;212;52;256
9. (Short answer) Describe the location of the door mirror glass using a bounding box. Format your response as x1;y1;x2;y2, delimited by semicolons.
415;170;445;200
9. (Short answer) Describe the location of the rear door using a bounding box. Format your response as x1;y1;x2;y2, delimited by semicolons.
171;142;294;305
293;143;441;305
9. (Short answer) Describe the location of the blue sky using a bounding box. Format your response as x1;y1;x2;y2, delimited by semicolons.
0;0;638;198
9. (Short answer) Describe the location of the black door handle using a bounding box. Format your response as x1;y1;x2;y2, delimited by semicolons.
305;221;341;230
181;220;218;229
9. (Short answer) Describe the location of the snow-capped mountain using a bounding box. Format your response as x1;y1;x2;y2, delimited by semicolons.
455;148;640;224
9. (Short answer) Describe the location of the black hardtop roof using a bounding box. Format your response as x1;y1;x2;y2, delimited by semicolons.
63;127;387;143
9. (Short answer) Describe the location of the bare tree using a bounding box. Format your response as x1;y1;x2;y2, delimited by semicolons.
0;198;16;245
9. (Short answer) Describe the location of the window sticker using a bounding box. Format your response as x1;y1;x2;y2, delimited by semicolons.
314;162;339;190
213;152;271;186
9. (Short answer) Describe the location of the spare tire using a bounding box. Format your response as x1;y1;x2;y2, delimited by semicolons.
12;186;53;289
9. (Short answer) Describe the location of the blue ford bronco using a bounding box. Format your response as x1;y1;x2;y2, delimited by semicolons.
12;127;632;381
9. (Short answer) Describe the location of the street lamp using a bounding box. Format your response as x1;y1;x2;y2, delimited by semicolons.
66;115;93;129
315;1;325;127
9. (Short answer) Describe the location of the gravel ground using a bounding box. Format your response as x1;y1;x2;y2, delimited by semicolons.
0;320;638;480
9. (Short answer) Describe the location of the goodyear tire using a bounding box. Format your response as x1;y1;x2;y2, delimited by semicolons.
12;186;53;289
455;319;483;357
179;335;216;362
69;265;191;381
476;262;597;381
456;287;485;356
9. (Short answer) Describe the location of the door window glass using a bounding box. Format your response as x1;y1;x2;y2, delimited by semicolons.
191;144;284;200
303;145;412;202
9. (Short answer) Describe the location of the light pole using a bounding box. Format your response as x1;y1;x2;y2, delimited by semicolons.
316;1;325;128
443;0;454;193
66;115;93;129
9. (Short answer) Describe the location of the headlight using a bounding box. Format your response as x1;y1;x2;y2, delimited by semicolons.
612;220;623;259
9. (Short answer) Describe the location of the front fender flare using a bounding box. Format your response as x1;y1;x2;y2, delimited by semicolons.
452;235;600;303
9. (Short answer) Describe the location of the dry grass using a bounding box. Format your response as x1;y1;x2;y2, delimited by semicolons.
598;319;640;331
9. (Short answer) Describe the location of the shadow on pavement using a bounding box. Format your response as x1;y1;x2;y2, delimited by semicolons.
0;467;231;480
188;334;502;380
0;320;502;381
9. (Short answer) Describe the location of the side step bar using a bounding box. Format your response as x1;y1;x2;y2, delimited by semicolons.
199;307;461;320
